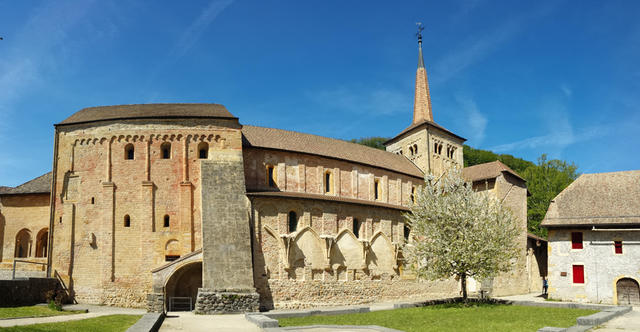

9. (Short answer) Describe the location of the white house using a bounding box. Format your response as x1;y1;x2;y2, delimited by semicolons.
542;170;640;305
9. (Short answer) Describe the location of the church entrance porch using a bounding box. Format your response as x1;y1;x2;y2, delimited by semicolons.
165;262;202;311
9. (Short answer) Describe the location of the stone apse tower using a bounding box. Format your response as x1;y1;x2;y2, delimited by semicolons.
384;28;465;175
48;104;258;313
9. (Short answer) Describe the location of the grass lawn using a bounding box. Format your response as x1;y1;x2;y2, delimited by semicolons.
0;314;142;332
278;303;598;332
0;306;84;319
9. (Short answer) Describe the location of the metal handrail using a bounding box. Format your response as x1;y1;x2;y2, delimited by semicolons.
12;259;47;280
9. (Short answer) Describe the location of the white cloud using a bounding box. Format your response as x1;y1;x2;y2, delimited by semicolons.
560;84;572;97
455;95;487;144
307;86;411;116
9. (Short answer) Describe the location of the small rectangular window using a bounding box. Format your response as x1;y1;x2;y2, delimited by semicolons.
374;180;379;200
571;232;583;249
325;172;331;193
614;241;623;254
165;255;180;262
267;166;275;187
573;265;584;284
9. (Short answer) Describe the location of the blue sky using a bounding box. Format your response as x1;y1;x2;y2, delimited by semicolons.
0;0;639;186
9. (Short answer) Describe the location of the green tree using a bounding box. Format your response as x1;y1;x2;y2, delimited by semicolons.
404;168;520;299
522;154;579;237
463;145;534;174
349;137;389;150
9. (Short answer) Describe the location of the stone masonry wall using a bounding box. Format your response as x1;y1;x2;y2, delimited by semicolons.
547;228;640;304
0;194;50;266
50;118;241;308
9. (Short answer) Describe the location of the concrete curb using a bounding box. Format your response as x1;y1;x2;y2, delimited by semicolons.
245;313;278;328
533;304;632;332
263;324;402;332
126;312;165;332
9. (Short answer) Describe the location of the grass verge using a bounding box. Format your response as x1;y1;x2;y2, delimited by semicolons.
0;314;142;332
278;303;598;332
0;306;84;319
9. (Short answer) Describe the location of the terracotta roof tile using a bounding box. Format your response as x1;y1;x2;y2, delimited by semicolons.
57;103;236;126
462;160;525;182
542;170;640;227
242;125;424;178
0;172;52;195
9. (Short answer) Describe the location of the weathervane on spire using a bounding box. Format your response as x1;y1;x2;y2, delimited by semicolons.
416;22;424;43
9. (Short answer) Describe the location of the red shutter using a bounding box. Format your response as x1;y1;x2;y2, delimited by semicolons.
573;265;584;284
614;241;623;254
571;232;583;249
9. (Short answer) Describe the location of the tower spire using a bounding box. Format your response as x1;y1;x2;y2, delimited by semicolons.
413;22;433;124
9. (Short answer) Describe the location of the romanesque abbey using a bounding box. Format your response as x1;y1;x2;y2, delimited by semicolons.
0;37;545;313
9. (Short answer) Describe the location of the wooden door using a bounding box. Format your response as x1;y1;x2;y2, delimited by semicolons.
617;278;640;305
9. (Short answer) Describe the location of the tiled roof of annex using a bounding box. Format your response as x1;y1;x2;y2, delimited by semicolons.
542;170;640;227
0;172;52;195
462;160;525;183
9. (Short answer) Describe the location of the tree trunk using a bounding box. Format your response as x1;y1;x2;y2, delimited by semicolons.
461;273;468;300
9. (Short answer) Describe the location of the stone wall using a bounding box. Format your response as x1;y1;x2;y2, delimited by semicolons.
547;228;640;304
384;125;464;178
0;193;50;265
243;148;421;207
50;118;242;308
0;277;59;307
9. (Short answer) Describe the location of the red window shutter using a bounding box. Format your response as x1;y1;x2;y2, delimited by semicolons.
573;265;584;284
571;232;583;249
614;241;623;254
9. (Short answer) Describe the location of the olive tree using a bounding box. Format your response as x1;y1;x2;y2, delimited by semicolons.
404;168;520;299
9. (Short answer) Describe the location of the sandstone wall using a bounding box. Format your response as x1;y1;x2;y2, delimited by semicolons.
0;194;50;268
250;195;459;309
50;118;241;307
243;148;421;206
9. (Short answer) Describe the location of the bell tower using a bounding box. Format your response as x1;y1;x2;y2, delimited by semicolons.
384;24;466;177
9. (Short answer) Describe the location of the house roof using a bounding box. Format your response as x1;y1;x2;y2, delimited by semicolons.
462;160;526;183
241;125;425;179
0;172;52;195
384;120;466;145
542;170;640;227
57;103;237;126
527;232;547;242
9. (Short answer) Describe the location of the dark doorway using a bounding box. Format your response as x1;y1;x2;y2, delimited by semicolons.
165;262;202;311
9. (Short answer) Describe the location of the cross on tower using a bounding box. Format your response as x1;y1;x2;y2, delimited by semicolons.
416;22;424;43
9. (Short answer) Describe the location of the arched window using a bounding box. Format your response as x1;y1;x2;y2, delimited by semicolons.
288;211;298;233
266;165;276;187
125;143;135;160
409;146;414;155
404;225;411;242
413;144;418;154
353;218;360;238
374;179;380;200
124;215;131;227
14;229;32;258
163;215;170;228
198;142;209;159
438;144;443;155
325;171;332;193
434;142;438;153
35;228;48;258
161;142;171;159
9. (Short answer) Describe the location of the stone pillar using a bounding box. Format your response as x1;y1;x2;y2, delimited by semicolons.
195;151;259;314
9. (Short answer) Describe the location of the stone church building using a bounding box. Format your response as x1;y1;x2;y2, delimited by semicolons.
0;38;543;312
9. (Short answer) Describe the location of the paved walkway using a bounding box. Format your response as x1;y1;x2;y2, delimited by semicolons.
159;311;262;332
589;307;640;331
0;304;145;328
